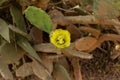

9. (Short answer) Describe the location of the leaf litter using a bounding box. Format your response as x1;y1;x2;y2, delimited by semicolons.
0;0;120;80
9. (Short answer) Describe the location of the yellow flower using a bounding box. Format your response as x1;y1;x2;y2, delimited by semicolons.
50;29;71;48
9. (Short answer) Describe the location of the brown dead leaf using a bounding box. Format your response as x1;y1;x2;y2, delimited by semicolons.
57;57;70;72
29;27;43;44
0;58;14;80
79;26;101;38
34;43;61;54
49;9;69;27
53;62;71;80
67;24;81;42
32;60;53;80
88;34;120;52
71;58;82;80
86;41;100;52
35;0;50;10
62;44;93;59
49;9;64;19
41;55;53;74
74;37;97;51
0;42;24;64
16;63;33;78
34;43;93;59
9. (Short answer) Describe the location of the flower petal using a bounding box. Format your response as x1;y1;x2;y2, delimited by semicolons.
50;29;70;48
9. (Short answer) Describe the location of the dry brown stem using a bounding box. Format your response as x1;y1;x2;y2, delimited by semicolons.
71;58;82;80
53;15;120;27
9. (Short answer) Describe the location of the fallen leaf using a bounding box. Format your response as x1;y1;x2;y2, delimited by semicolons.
10;5;27;32
79;26;101;38
67;24;81;41
34;43;61;54
32;60;53;80
0;58;13;80
57;57;76;80
0;42;24;64
16;63;33;78
57;57;70;72
34;43;93;59
35;0;50;10
41;55;53;74
0;18;10;43
74;37;97;51
17;37;41;62
88;34;120;52
29;27;43;44
49;9;68;27
53;62;71;80
62;44;93;59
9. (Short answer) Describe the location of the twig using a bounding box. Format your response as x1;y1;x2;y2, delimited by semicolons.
52;15;120;27
71;58;83;80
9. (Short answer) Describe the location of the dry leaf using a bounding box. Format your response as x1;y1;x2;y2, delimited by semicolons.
41;55;53;74
34;43;93;59
86;41;100;52
32;60;53;80
0;58;13;80
74;37;97;51
16;63;33;78
35;0;50;10
49;9;69;27
53;62;71;80
29;27;43;44
57;57;70;72
79;26;101;38
34;43;61;54
88;34;120;52
62;44;93;59
0;42;24;64
67;24;81;41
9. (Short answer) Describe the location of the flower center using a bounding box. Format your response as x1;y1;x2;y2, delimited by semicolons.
56;35;65;45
